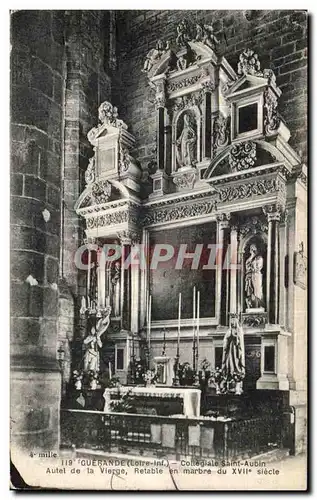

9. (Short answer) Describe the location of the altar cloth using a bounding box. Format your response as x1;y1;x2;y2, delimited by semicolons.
103;386;201;417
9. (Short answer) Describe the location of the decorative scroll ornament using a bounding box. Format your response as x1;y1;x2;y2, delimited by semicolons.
173;170;197;190
293;241;307;290
85;157;95;185
237;49;261;76
229;141;256;171
175;19;219;51
142;39;170;74
90;180;112;205
242;313;267;327
86;204;139;229
167;74;201;93
218;178;282;203
87;101;126;145
262;203;284;222
142;199;217;226
264;89;280;135
119;145;131;174
213;115;230;152
116;229;141;245
171;91;204;111
98;101;123;128
238;216;268;238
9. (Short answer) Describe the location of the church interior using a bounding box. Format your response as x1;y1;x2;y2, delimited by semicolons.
10;10;307;460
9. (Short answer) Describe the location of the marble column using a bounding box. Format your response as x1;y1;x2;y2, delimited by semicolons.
216;213;231;325
229;225;238;314
263;205;283;324
202;82;214;159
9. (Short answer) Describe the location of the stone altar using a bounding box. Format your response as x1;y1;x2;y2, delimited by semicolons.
103;386;201;417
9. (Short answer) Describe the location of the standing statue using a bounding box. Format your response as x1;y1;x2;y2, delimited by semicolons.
245;244;264;309
111;261;121;317
221;315;245;391
83;307;111;373
176;113;196;168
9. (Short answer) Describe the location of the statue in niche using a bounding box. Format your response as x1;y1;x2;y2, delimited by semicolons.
222;315;245;378
111;261;121;317
176;113;197;168
83;309;111;373
245;244;264;309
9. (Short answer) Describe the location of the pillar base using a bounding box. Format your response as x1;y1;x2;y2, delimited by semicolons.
256;373;289;390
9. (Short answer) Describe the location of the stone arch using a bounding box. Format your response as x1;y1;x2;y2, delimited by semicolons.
203;139;285;180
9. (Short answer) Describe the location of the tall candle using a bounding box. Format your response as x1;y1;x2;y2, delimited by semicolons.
147;295;152;351
87;245;91;299
196;291;200;365
109;361;112;380
177;293;182;352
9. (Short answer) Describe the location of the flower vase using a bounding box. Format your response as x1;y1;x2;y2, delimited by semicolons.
75;380;82;390
235;381;243;395
215;382;221;395
90;379;97;390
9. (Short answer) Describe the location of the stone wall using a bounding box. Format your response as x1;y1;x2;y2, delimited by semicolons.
10;10;112;454
115;10;307;168
11;10;65;453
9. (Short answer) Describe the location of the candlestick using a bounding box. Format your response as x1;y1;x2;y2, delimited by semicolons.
147;295;152;367
177;292;181;355
106;295;110;307
192;286;196;370
196;290;200;368
162;328;166;356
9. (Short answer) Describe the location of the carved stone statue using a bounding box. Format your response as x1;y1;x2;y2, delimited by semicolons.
111;262;121;317
143;40;170;73
83;308;111;373
245;244;264;309
222;316;245;377
176;113;196;168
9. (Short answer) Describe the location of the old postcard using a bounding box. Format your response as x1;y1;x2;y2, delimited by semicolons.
10;9;308;490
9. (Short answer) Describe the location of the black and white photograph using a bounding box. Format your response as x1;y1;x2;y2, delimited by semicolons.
10;9;308;490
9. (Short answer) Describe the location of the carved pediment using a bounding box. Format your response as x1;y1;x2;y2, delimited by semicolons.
205;140;280;180
143;18;222;81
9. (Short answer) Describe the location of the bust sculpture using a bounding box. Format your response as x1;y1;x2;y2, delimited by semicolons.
176;113;196;168
245;244;264;309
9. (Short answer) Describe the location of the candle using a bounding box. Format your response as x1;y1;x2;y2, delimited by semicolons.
177;293;182;352
147;295;152;352
109;361;112;380
87;245;91;299
196;291;200;364
106;295;110;307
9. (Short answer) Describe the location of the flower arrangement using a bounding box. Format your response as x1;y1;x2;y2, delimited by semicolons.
72;370;83;390
178;362;195;386
142;369;157;387
88;370;99;389
110;390;135;413
200;358;211;372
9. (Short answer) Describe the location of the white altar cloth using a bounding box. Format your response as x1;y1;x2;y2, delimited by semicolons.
103;386;201;417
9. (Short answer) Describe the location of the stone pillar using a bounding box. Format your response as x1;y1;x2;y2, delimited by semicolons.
279;210;288;329
263;204;282;324
229;225;238;314
154;78;167;171
202;82;214;159
215;213;231;325
10;11;67;455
